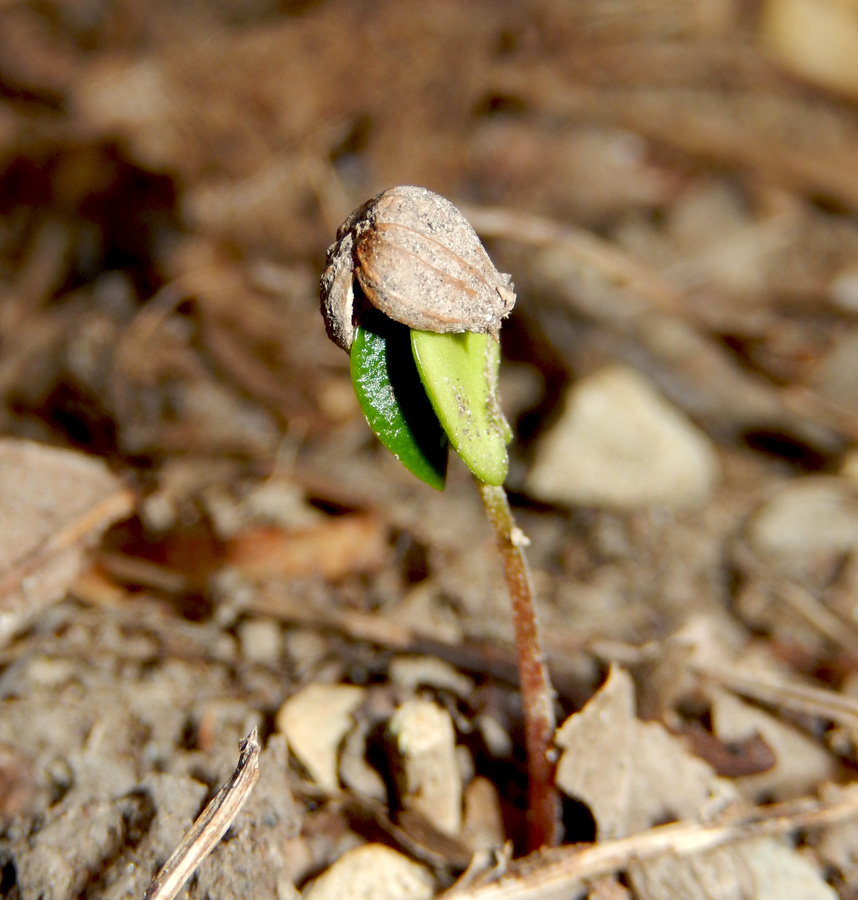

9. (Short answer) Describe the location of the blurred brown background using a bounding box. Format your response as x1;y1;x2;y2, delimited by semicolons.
3;0;858;470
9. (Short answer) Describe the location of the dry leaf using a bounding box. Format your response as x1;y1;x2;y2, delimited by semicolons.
556;664;724;841
631;833;839;900
629;846;751;900
0;439;134;645
227;515;389;581
741;837;838;900
554;664;635;840
554;665;837;900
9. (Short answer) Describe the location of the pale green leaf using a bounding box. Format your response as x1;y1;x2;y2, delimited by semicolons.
411;330;511;486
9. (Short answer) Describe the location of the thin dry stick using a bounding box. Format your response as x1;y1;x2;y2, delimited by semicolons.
694;663;858;731
777;580;858;661
442;785;858;900
478;481;559;850
142;728;261;900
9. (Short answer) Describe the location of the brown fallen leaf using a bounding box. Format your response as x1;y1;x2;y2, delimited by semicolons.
0;438;135;646
554;664;635;841
226;515;389;581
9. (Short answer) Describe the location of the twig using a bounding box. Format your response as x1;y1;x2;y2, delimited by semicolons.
693;663;858;732
442;786;858;900
777;581;858;661
477;481;560;850
141;728;261;900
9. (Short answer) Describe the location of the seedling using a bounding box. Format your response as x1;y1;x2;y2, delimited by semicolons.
321;186;560;849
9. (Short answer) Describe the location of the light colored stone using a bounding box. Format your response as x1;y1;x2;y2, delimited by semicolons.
841;450;858;482
303;844;434;900
526;365;718;509
462;777;505;851
748;477;858;561
831;266;858;313
276;684;365;792
237;618;282;665
760;0;858;99
389;698;462;836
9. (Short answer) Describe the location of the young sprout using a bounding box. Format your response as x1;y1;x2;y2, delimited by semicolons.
321;186;560;849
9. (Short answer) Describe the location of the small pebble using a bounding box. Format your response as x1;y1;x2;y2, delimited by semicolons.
462;777;505;851
276;684;365;792
760;0;858;98
237;618;282;665
303;844;434;900
527;364;718;509
389;698;462;836
748;477;858;561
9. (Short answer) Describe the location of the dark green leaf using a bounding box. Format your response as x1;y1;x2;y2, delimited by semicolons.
350;318;448;490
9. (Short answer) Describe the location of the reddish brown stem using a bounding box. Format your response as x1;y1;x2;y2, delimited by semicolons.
477;480;561;850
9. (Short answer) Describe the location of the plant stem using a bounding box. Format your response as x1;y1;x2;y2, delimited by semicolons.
477;480;561;850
